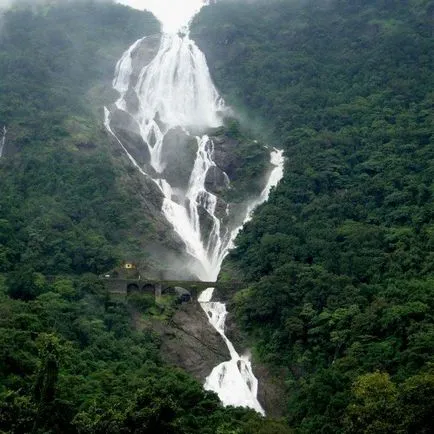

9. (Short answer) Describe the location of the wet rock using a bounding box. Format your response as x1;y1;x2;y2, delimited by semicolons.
215;197;229;221
125;88;140;113
225;309;287;417
110;108;151;166
157;301;230;382
205;165;229;194
211;135;241;180
255;363;289;418
198;203;214;241
170;192;183;205
129;34;161;88
161;127;197;189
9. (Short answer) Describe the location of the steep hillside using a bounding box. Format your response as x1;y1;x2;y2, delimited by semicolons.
193;0;434;432
0;0;171;278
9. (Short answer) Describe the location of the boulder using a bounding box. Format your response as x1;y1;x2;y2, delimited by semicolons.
205;165;229;194
174;287;192;303
160;127;197;190
211;135;241;180
157;302;230;382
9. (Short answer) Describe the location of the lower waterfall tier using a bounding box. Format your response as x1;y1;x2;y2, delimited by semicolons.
199;288;265;415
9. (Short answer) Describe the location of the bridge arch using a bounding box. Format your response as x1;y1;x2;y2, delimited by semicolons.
161;286;175;295
142;283;156;294
126;283;139;294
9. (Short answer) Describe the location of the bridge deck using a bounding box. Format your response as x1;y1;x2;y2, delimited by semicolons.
101;278;247;299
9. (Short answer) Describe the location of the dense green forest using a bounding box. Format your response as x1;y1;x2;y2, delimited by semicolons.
0;2;290;432
193;0;434;432
0;273;288;433
0;0;161;278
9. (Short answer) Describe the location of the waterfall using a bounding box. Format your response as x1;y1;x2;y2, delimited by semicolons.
199;288;265;415
228;148;285;247
0;126;6;158
113;32;224;174
109;0;284;414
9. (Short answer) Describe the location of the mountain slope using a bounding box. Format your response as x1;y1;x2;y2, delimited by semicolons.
0;1;185;278
193;0;434;432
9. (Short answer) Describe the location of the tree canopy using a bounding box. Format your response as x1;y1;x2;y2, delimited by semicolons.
193;0;434;431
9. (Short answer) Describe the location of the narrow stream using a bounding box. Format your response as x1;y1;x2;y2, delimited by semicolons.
0;126;6;158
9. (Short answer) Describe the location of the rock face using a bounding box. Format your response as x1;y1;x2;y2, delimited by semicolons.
148;298;287;417
108;35;162;169
204;165;229;194
130;34;161;89
211;135;241;181
160;127;197;190
157;301;230;382
109;108;151;166
255;364;288;418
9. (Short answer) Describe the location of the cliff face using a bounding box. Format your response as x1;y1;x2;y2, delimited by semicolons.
158;302;230;382
134;297;287;417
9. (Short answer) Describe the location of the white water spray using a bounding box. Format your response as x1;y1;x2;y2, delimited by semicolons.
109;0;284;413
228;148;285;247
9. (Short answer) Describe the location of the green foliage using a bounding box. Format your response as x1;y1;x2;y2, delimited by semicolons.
343;372;400;433
128;292;156;312
193;0;434;431
0;1;160;276
1;0;432;431
1;272;288;432
343;367;434;433
0;0;160;134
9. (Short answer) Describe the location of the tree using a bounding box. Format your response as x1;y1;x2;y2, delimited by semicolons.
343;372;400;434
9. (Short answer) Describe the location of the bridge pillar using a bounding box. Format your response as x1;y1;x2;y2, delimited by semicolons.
155;283;162;297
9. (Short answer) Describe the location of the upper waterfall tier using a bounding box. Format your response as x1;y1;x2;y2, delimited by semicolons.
117;0;209;33
114;33;224;173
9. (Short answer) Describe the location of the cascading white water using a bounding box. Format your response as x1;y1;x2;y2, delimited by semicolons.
109;0;284;414
114;32;224;173
228;148;285;248
198;287;265;415
108;0;232;279
0;126;6;158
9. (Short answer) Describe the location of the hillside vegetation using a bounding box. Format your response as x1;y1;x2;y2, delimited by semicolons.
0;1;163;277
193;0;434;432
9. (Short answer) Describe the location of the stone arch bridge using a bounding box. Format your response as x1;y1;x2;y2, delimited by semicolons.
102;278;246;300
